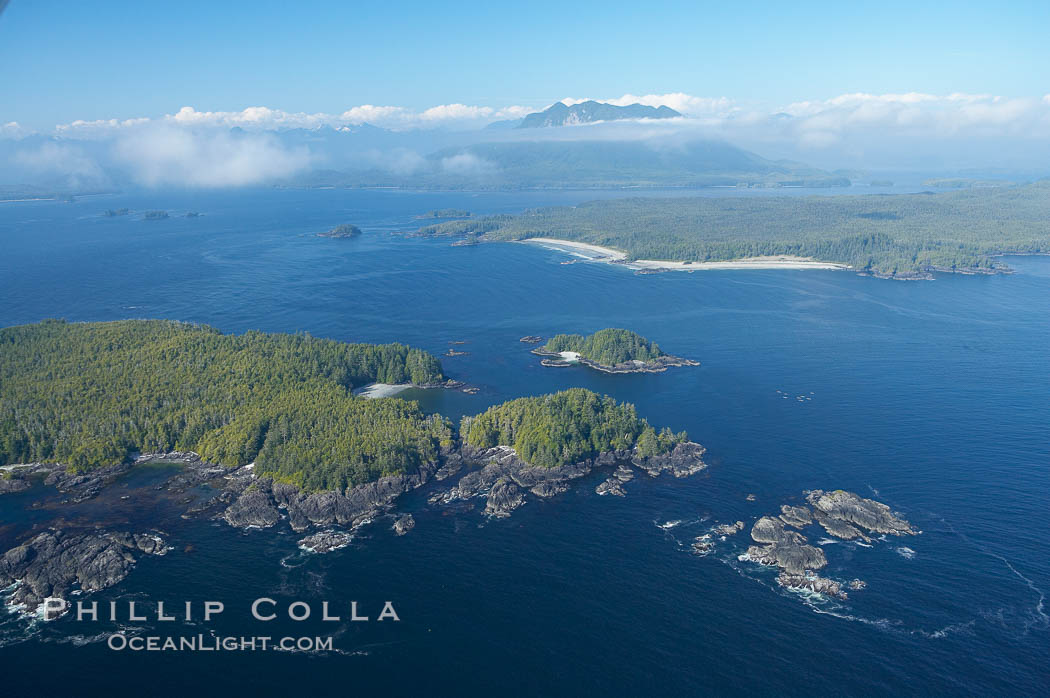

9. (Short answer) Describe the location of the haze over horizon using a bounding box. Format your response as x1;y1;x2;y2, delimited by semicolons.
3;0;1050;186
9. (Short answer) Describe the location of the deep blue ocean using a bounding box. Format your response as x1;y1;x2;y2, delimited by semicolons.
0;188;1047;696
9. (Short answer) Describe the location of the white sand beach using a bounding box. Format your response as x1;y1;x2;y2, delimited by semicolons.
352;383;411;399
521;238;849;271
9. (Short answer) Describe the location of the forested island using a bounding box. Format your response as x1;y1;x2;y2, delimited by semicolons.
531;328;699;373
0;320;446;486
317;223;362;238
461;388;685;469
0;321;709;612
420;181;1050;278
0;320;694;491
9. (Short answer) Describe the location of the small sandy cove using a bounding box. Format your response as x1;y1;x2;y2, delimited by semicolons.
521;238;849;271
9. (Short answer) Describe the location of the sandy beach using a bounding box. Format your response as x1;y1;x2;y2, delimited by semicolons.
352;383;411;399
521;238;849;271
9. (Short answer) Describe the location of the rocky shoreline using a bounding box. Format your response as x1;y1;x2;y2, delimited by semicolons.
859;264;1009;281
0;438;708;614
530;348;700;374
1;530;170;614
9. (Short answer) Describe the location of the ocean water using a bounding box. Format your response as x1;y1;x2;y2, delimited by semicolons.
0;189;1047;696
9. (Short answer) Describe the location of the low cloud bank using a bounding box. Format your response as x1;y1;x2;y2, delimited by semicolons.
112;126;312;187
4;92;1050;188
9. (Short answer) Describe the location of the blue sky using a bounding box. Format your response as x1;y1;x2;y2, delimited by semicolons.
2;0;1049;129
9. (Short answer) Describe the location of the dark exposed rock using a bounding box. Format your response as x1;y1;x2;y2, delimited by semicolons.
806;489;914;537
747;516;827;575
776;572;847;599
484;478;525;517
713;521;745;536
812;510;868;541
692;535;715;554
596;463;635;496
222;462;440;533
223;486;280;529
393;514;415;536
0;530;168;613
530;481;569;497
632;442;707;478
298;530;352;553
435;441;705;518
737;490;915;599
0;473;31;494
434;455;464;481
779;505;812;528
43;462;132;502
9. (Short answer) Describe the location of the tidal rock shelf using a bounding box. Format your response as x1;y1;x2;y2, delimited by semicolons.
429;441;707;517
298;530;353;554
0;530;169;615
0;440;707;613
693;520;745;554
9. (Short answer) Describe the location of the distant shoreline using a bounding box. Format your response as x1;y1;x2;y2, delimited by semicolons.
520;238;850;271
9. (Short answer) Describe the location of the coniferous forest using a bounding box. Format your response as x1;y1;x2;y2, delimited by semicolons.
460;388;684;470
0;321;675;490
420;181;1050;276
542;329;664;365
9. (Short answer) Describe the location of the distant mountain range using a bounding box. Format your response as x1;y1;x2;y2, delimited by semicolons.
515;100;682;128
0;113;849;194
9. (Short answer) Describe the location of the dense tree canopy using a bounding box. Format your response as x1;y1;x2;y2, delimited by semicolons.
0;322;689;489
0;320;444;487
421;181;1050;276
543;329;664;366
460;388;684;469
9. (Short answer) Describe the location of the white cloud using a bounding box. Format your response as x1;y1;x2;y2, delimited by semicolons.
14;142;108;188
15;91;1050;179
341;105;408;125
51;102;534;135
1;121;30;139
775;92;1050;145
112;126;312;187
440;152;496;177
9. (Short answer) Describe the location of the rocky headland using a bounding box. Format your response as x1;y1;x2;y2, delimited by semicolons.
0;530;169;615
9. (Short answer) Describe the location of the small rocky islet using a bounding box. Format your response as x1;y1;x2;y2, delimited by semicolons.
316;223;362;239
694;489;916;599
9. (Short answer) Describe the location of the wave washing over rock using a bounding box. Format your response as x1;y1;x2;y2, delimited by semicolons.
690;489;916;600
0;530;169;615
